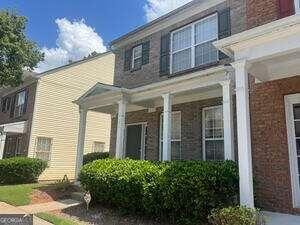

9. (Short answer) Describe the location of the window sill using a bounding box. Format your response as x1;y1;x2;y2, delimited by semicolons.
168;60;223;78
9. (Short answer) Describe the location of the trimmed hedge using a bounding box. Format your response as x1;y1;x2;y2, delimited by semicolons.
0;157;47;184
79;159;239;224
209;206;266;225
83;152;110;165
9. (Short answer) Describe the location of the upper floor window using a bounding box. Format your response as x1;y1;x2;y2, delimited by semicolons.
1;97;11;113
132;45;143;70
14;90;27;118
170;13;218;74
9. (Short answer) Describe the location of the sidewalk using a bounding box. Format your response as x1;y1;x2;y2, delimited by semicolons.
18;199;81;214
0;202;52;225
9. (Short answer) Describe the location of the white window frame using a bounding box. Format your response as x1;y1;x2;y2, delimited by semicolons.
285;93;300;208
93;141;105;153
131;45;143;69
202;105;224;160
170;13;218;74
35;137;53;163
159;111;182;161
14;90;26;118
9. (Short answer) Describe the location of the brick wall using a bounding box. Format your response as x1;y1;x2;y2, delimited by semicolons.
250;76;300;213
114;0;246;89
247;0;279;29
110;97;238;161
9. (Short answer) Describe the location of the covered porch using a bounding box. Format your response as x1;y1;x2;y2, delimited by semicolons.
0;121;28;159
74;65;236;178
215;14;300;213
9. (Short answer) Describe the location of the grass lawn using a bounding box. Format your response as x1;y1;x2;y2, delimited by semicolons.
0;183;45;206
36;212;80;225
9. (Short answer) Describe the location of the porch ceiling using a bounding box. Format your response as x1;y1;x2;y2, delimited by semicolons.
214;14;300;82
78;66;231;114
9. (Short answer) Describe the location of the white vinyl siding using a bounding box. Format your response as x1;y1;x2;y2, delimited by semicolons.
159;111;181;160
170;13;218;74
203;106;224;161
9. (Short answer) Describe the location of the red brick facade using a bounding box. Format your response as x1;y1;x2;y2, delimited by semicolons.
250;76;300;213
110;97;238;161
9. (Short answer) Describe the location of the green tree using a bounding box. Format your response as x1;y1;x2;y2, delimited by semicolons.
0;10;44;87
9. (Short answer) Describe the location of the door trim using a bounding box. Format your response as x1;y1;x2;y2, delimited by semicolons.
285;93;300;208
125;122;147;160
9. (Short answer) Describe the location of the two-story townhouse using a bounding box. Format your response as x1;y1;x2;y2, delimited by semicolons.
0;52;114;180
76;0;300;219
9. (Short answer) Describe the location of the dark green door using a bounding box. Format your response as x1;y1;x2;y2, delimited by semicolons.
125;124;142;159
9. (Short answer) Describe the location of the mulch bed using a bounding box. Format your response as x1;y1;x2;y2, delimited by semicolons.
30;183;80;204
53;204;172;225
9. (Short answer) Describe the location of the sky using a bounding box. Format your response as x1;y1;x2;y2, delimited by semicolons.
0;0;192;72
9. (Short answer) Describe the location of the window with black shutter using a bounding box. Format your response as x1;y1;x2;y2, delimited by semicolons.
218;8;231;60
124;41;150;72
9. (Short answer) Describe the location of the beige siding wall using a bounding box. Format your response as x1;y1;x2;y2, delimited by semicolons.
28;53;114;180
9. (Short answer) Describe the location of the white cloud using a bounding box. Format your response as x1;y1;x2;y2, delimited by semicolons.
36;18;107;73
144;0;193;22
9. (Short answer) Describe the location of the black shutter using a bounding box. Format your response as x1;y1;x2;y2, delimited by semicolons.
160;33;170;76
218;8;231;60
142;41;150;65
23;91;28;114
10;95;16;118
124;48;132;71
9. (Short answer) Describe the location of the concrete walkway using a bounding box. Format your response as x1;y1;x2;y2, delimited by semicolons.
264;211;300;225
17;199;82;214
0;202;52;225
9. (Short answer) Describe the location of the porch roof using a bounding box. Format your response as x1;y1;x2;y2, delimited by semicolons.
214;14;300;81
0;121;27;134
75;65;233;114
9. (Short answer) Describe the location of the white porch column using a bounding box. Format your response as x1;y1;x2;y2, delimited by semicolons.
231;60;255;208
162;93;172;161
221;80;235;160
294;0;300;14
115;99;127;159
0;133;6;159
75;108;87;180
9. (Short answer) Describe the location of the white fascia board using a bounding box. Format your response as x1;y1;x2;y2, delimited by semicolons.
214;14;300;59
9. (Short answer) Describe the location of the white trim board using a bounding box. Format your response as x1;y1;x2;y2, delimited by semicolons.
285;93;300;208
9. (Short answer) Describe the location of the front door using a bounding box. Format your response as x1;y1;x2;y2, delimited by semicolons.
125;124;145;160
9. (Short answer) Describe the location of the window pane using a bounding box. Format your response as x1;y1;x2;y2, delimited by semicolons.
295;121;300;137
172;113;181;140
133;45;142;58
17;91;26;106
195;15;218;44
205;140;224;161
172;26;192;52
171;141;181;160
294;104;300;120
296;139;300;155
195;41;218;67
172;48;191;73
94;142;105;152
133;58;142;70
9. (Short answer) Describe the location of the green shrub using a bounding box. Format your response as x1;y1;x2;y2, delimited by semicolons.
79;159;239;224
83;152;110;165
0;157;47;184
209;206;265;225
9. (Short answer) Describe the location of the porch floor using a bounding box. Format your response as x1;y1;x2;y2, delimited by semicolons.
264;211;300;225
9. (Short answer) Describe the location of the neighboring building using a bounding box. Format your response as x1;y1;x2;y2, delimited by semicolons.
0;52;114;180
76;0;300;218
